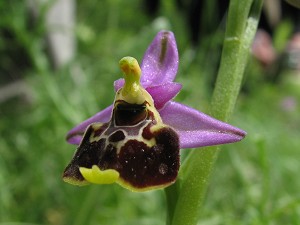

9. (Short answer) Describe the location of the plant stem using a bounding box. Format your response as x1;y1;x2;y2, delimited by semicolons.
210;0;263;121
165;0;263;224
73;186;98;225
165;182;180;225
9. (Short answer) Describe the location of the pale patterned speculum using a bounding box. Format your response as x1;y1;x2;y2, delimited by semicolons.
63;57;180;191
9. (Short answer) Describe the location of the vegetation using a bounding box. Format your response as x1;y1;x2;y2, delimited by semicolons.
0;0;299;224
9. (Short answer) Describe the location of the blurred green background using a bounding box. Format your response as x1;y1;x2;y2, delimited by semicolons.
1;0;300;224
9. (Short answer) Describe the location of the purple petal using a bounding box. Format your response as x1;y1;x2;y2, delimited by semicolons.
66;105;113;145
141;31;179;86
159;101;246;148
114;78;124;92
147;82;182;109
114;78;181;109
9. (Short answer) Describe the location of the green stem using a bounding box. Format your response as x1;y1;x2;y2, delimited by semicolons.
165;182;180;225
73;186;98;225
211;0;263;121
165;0;263;224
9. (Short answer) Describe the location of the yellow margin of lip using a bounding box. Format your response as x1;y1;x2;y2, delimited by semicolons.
116;178;173;192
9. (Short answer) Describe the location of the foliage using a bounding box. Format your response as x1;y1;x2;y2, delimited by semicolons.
0;0;300;224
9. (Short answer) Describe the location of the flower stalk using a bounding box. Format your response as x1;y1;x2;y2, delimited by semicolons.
166;0;263;225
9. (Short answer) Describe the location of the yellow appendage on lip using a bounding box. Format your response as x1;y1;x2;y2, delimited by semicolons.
79;165;119;184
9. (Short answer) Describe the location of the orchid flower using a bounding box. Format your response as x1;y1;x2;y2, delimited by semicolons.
63;31;246;192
